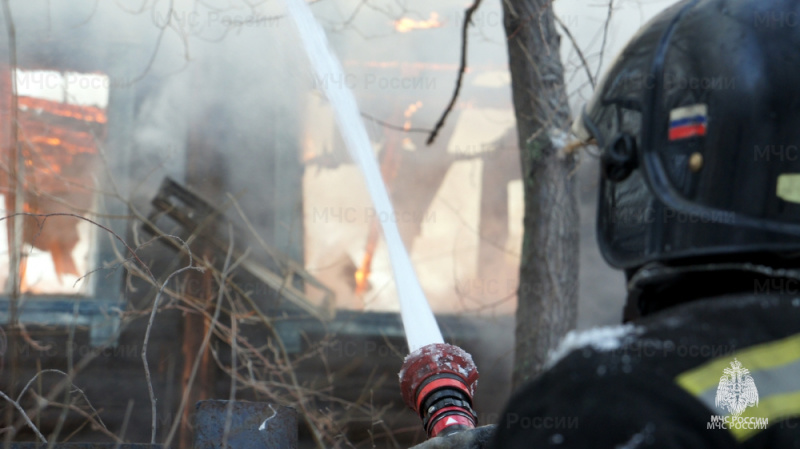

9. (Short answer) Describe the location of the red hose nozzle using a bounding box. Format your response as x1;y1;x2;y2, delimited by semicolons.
399;343;479;438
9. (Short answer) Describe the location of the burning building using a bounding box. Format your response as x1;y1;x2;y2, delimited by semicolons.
0;0;529;447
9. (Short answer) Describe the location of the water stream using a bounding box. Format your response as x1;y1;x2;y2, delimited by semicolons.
282;0;444;352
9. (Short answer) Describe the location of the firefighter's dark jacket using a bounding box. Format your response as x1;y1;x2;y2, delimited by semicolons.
489;293;800;448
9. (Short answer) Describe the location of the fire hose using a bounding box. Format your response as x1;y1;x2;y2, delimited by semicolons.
399;343;480;438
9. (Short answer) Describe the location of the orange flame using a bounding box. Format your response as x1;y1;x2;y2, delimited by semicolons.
400;101;424;150
394;12;441;33
6;90;107;286
18;96;107;123
355;220;380;295
403;101;423;131
302;134;316;162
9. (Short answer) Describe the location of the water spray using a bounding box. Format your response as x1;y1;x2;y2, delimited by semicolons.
281;0;479;439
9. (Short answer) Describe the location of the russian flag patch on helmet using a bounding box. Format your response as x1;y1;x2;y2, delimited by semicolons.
669;104;707;141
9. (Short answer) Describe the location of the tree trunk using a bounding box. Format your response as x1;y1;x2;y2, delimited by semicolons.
502;0;580;388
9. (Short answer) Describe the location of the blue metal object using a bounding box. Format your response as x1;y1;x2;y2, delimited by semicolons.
194;401;297;449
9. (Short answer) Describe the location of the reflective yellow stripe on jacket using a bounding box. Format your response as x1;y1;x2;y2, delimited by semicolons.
675;333;800;441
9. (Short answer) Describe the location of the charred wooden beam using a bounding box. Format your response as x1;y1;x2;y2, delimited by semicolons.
141;177;333;321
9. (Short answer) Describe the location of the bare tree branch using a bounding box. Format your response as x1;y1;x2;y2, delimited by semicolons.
162;226;233;448
361;112;432;134
425;0;484;146
594;0;615;82
0;390;46;443
555;15;595;89
141;235;203;444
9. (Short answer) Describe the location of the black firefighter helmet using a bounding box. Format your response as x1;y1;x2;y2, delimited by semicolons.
574;0;800;275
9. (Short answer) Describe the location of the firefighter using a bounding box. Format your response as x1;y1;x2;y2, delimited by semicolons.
413;0;800;447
